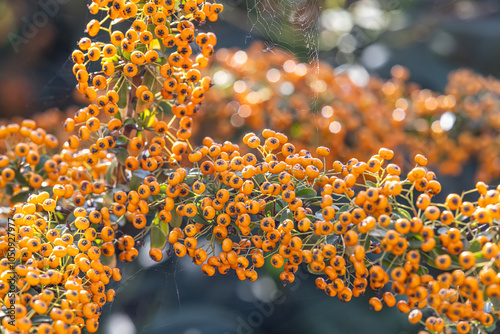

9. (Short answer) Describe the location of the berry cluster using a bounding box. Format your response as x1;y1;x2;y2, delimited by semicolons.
69;0;221;165
1;0;224;332
2;1;500;334
3;195;122;333
145;129;500;334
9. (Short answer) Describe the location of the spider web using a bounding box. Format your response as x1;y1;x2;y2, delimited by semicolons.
243;0;321;77
222;0;322;146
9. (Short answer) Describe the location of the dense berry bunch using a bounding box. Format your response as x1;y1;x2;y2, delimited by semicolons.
0;0;224;332
2;1;500;334
198;42;500;182
130;128;500;334
1;195;122;333
69;0;222;164
0;114;121;333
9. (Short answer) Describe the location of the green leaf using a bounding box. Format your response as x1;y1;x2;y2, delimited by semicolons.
490;298;500;313
30;315;52;324
305;214;315;222
139;107;153;128
415;266;429;276
295;188;317;199
117;79;130;109
116;135;128;146
369;228;387;238
15;170;29;187
161;221;170;236
136;43;146;53
159;101;171;115
65;212;76;227
5;184;12;196
10;190;30;204
103;191;114;206
54;224;68;235
122;51;131;60
337;205;350;215
114;110;122;122
188;168;202;176
381;258;394;269
279;209;292;224
408;239;422;249
105;158;118;185
123;117;137;127
114;148;129;165
35;155;50;174
170;211;183;228
191;214;209;225
147;24;156;33
396;208;412;220
486;319;497;333
143;68;157;91
130;174;146;191
468;239;481;253
265;202;275;216
150;225;167;250
366;180;377;188
254;174;265;184
39;186;53;196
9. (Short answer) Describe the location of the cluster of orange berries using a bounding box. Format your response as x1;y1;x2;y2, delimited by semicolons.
144;128;500;334
3;1;500;333
3;114;500;333
0;114;123;333
1;194;122;333
198;42;500;183
69;0;222;165
0;0;225;332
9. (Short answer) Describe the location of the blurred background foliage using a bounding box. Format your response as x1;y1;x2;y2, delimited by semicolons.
1;0;500;333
